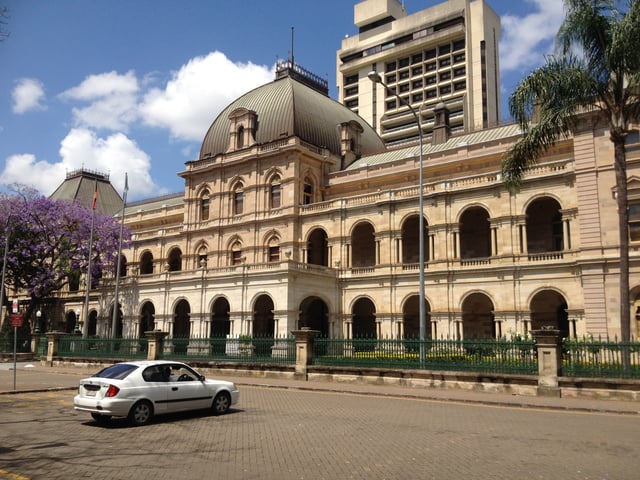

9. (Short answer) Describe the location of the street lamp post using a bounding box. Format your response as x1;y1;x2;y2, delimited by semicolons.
75;309;81;335
35;309;42;334
368;71;426;365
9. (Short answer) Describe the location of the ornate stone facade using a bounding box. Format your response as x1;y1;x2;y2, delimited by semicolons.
66;70;639;343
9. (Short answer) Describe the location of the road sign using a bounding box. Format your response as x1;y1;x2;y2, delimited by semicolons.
10;313;23;328
12;299;18;313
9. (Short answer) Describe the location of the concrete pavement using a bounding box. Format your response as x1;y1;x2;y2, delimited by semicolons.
1;360;639;415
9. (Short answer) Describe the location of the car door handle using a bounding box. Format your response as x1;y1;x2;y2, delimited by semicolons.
172;387;178;391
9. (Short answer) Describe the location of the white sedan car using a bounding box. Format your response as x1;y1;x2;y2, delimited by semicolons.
73;360;239;426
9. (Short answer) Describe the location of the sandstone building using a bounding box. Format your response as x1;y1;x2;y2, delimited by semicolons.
44;1;640;345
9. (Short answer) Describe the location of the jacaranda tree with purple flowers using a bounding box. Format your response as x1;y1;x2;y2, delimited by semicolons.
0;187;130;333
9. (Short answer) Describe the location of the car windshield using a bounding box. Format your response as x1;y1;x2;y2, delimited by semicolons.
94;363;138;379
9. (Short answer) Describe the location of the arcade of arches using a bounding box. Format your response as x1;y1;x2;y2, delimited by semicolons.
105;288;571;341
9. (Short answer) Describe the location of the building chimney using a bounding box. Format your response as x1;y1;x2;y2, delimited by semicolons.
432;102;450;145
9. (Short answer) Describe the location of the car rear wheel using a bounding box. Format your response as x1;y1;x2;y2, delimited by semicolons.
91;413;112;424
211;391;231;415
128;400;154;426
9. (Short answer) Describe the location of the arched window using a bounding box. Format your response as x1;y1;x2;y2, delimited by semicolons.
233;183;244;215
351;222;376;267
270;176;281;209
526;197;563;252
231;241;243;265
530;290;569;338
140;251;154;275
401;214;429;264
459;207;491;259
352;298;376;347
167;247;182;272
211;297;231;340
267;236;280;262
462;293;495;339
237;126;245;149
307;228;328;266
116;254;127;278
197;245;208;268
139;302;155;338
200;191;210;221
303;176;314;205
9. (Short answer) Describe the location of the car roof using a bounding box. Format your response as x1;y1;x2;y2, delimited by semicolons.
114;360;184;367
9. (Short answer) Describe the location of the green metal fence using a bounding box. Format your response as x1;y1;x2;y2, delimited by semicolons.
33;334;640;379
57;336;148;359
313;337;538;375
37;336;47;359
162;336;296;365
563;337;640;379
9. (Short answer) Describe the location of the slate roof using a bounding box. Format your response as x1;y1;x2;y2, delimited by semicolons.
49;169;124;216
345;123;524;170
199;76;385;160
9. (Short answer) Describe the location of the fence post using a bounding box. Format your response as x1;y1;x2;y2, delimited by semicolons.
44;332;64;366
30;333;42;359
145;330;168;360
531;328;563;397
291;328;320;380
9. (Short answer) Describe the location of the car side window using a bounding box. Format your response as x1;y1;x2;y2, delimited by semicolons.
142;365;168;382
175;367;197;381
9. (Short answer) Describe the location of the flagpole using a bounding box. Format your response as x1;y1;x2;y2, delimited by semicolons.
82;179;98;338
111;173;128;338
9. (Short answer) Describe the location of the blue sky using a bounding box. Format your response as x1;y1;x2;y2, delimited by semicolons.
0;0;564;201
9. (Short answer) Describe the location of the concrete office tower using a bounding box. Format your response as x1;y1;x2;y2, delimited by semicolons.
337;0;501;146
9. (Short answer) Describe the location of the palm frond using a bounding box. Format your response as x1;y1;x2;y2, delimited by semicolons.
610;0;640;72
558;0;613;57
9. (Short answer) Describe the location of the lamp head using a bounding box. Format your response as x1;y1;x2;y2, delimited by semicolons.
367;71;382;84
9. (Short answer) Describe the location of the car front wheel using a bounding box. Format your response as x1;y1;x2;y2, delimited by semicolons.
128;400;154;426
211;391;231;415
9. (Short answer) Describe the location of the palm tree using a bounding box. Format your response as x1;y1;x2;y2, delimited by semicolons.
502;0;640;347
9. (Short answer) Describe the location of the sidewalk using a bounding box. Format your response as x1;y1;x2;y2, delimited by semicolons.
2;361;639;415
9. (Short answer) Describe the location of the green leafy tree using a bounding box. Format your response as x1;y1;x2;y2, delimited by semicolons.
502;0;640;346
0;187;130;336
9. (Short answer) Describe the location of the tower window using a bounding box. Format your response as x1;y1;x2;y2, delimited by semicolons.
234;187;244;215
200;194;210;221
270;178;281;209
303;178;314;205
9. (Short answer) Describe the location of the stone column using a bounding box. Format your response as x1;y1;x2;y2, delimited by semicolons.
44;332;65;366
291;328;320;380
531;328;563;397
31;333;43;359
145;330;169;360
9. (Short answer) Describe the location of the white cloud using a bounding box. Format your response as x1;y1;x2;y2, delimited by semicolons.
58;128;163;198
60;71;139;131
0;129;164;199
12;78;47;114
499;0;565;73
139;51;274;141
55;53;273;142
3;51;274;199
61;70;138;100
0;153;65;193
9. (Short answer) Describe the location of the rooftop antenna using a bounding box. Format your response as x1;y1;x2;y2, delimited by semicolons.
291;26;294;66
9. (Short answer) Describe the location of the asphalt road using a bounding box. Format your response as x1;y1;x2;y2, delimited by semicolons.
0;385;639;480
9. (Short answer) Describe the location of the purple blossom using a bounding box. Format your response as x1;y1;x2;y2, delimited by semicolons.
0;189;131;305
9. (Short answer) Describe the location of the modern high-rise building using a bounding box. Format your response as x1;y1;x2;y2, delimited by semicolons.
337;0;502;145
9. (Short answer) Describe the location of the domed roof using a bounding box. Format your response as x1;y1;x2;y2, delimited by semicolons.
199;75;385;160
